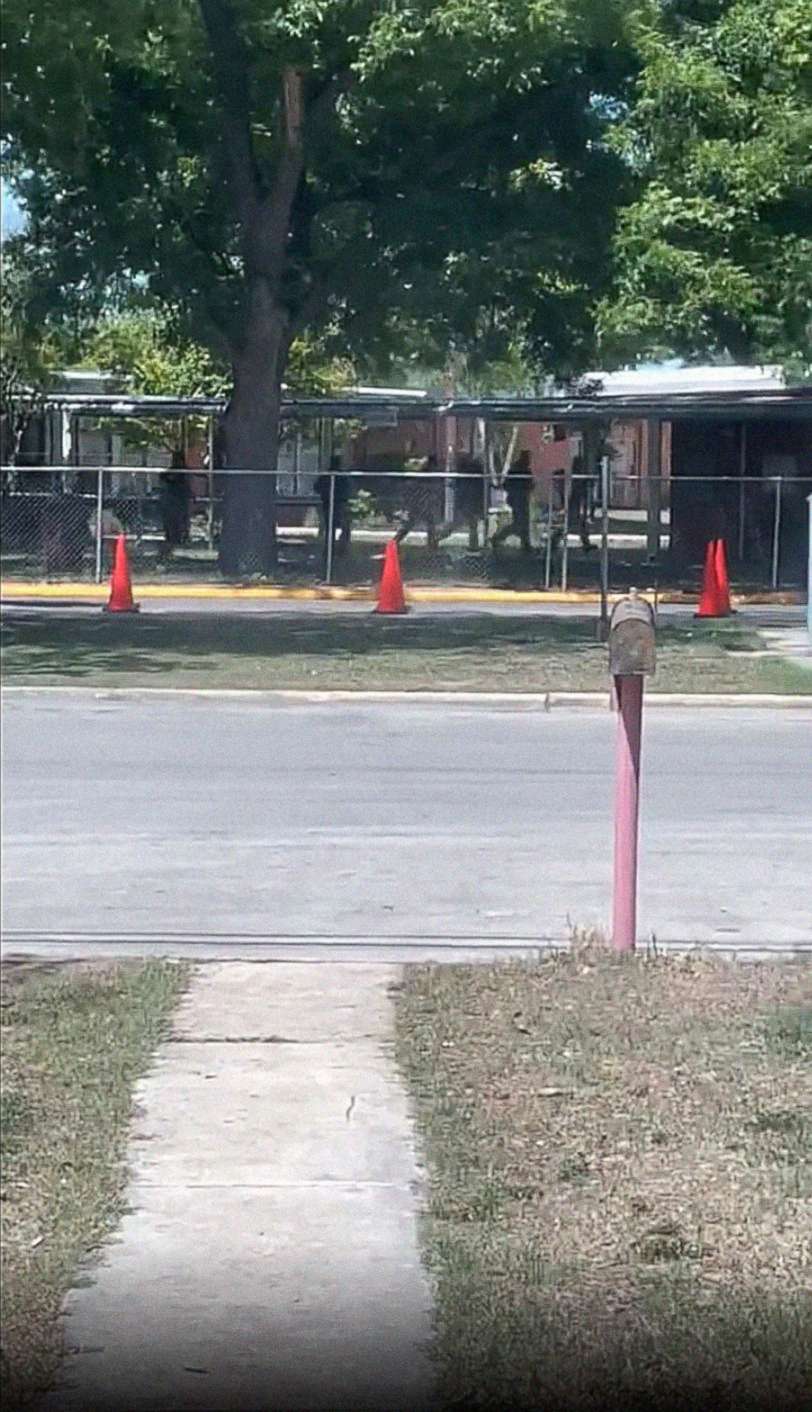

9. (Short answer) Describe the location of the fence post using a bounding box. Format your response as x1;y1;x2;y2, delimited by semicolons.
646;419;661;560
325;468;336;586
207;415;215;551
544;473;554;588
599;453;610;639
293;428;302;494
443;418;455;527
807;494;812;640
737;423;747;560
94;467;104;584
561;469;571;591
771;476;782;589
481;421;491;546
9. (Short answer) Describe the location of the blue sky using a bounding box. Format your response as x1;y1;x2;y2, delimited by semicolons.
1;181;25;239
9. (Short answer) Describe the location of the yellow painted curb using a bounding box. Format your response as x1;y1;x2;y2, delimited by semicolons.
408;587;616;604
0;581;372;602
0;580;642;605
0;580;803;608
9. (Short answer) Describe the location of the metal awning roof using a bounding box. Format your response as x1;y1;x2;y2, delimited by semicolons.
440;387;812;422
40;385;812;422
41;393;425;420
44;394;227;417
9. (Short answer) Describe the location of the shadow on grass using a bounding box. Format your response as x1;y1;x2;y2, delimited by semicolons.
1;611;594;681
0;611;747;683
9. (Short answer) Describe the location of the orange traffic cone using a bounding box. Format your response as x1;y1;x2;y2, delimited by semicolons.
104;534;140;614
374;538;408;615
714;537;733;616
695;539;724;618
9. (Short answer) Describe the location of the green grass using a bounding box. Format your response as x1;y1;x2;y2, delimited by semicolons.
0;960;188;1409
2;611;809;694
395;949;812;1411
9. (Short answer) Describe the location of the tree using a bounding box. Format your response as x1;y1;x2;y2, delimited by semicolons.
599;0;812;373
82;309;228;458
0;250;62;468
82;307;352;463
3;0;636;573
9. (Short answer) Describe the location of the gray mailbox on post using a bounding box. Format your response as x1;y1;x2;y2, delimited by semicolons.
609;590;656;678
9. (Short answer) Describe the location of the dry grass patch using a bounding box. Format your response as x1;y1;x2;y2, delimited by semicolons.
3;610;810;694
396;948;811;1410
0;960;188;1409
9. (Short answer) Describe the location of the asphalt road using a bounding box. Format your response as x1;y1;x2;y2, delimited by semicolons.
2;690;810;959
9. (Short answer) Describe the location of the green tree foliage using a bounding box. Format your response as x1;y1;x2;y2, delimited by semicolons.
284;333;354;396
600;0;812;372
86;313;226;402
0;249;65;465
81;309;351;453
83;309;348;403
80;309;228;457
2;1;635;570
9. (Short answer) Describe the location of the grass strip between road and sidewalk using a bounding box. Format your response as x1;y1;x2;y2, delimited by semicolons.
0;960;189;1409
395;947;811;1411
2;611;810;695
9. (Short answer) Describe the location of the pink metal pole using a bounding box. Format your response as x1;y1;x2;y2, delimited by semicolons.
612;674;643;952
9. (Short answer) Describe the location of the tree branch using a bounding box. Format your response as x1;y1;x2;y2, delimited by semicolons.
198;11;351;308
306;68;354;125
197;0;258;229
289;271;331;338
258;68;354;284
288;226;370;338
255;66;306;280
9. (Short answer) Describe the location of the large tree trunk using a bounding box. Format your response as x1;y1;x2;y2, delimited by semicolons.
198;5;311;577
218;284;289;578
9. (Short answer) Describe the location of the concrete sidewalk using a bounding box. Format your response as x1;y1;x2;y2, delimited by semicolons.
46;964;436;1412
758;625;812;670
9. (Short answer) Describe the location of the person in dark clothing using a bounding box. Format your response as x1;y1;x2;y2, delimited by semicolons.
490;449;533;551
454;454;488;549
394;453;447;550
159;450;191;560
568;453;595;552
317;453;352;559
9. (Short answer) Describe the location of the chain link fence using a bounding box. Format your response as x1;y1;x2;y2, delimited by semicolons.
1;464;810;593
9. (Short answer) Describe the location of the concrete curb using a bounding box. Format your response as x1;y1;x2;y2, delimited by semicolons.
2;934;809;966
1;579;805;608
3;684;811;709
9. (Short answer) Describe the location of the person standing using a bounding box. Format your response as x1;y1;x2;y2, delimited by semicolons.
568;452;594;552
490;449;533;551
394;453;445;550
159;449;190;562
317;453;352;562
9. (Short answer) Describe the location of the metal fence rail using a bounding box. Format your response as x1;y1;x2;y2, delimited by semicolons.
2;464;810;593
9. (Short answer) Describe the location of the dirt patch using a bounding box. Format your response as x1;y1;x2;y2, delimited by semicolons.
396;947;811;1410
0;957;139;995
